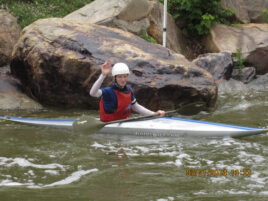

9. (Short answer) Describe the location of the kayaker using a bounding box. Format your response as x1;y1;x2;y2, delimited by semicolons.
90;59;165;122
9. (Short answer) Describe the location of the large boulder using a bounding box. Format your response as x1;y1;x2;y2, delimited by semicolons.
0;73;42;110
64;0;185;55
64;0;150;35
10;18;217;110
193;51;233;81
0;9;21;66
248;73;268;90
204;23;268;74
231;67;256;83
222;0;268;23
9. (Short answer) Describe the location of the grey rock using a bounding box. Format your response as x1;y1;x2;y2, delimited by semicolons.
0;73;42;110
0;9;21;66
232;67;256;83
193;51;233;80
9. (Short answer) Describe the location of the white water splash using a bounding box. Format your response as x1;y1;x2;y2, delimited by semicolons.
44;170;59;175
0;179;34;187
260;191;268;195
222;189;250;195
0;168;98;188
0;157;66;170
0;156;98;188
91;141;106;148
156;197;175;201
42;168;98;188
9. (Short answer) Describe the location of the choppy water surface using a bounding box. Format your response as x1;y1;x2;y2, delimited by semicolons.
0;81;268;201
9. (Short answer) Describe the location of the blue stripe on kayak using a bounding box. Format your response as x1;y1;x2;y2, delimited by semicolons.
164;117;259;131
1;115;261;131
4;116;75;122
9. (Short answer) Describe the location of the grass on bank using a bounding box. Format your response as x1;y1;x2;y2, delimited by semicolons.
139;33;157;44
0;0;94;28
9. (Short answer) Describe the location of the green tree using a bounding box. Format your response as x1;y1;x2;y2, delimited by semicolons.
158;0;234;37
232;48;246;75
262;9;268;23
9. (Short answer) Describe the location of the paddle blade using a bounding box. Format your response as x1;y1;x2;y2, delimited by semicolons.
177;101;206;116
72;115;105;134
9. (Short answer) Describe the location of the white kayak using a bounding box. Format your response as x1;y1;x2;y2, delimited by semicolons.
0;115;267;138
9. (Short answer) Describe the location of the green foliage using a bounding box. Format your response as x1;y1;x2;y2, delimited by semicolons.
262;9;268;23
0;0;94;28
158;0;234;37
232;48;246;74
139;33;157;44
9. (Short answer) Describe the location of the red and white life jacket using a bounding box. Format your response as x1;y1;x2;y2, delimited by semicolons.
100;88;131;122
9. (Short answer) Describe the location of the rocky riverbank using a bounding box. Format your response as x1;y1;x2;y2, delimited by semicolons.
0;0;268;111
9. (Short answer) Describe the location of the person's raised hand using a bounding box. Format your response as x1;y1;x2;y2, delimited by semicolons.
101;59;111;76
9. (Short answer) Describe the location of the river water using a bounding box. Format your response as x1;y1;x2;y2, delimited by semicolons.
0;80;267;201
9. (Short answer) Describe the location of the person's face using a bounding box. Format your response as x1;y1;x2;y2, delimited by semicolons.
115;74;128;88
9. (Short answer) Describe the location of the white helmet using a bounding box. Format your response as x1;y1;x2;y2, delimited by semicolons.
112;63;130;76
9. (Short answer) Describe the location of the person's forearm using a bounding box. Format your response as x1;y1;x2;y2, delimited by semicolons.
89;74;105;97
132;102;155;115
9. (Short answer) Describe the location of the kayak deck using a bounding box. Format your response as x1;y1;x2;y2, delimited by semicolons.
0;115;267;137
101;117;266;137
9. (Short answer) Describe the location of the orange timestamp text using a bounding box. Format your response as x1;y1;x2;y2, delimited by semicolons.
186;169;251;177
